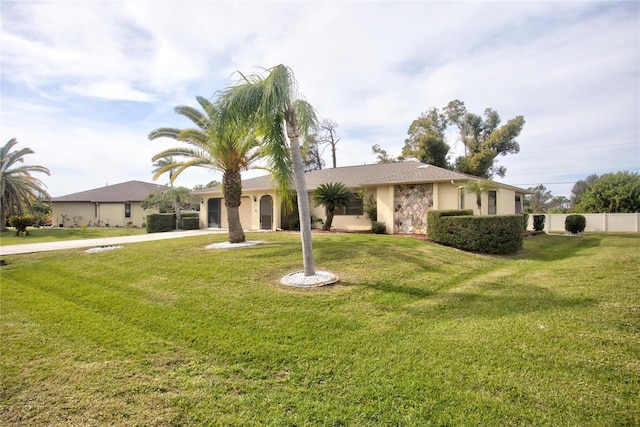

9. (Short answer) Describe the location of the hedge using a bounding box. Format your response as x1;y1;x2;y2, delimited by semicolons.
565;214;586;234
427;210;523;255
146;213;176;233
181;216;200;230
533;214;545;232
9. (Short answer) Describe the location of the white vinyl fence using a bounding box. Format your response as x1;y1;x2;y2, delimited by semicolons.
527;213;640;233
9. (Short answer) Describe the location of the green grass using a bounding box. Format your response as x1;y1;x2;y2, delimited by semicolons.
0;226;148;245
1;232;638;425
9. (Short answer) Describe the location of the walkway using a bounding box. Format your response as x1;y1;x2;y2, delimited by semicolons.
0;229;227;256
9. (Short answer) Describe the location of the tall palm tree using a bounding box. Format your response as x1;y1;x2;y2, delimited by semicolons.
152;157;178;186
149;96;260;243
0;138;50;231
313;182;350;231
218;65;319;276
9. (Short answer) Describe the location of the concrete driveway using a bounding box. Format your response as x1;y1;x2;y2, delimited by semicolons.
0;229;227;256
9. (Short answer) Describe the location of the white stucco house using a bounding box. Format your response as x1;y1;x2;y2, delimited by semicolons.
193;161;531;235
51;180;165;228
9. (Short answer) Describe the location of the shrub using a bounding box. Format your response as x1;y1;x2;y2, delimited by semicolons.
533;214;545;232
371;221;386;234
181;217;200;230
289;218;300;231
146;213;176;233
427;210;523;255
565;214;586;234
9;215;34;236
522;213;529;231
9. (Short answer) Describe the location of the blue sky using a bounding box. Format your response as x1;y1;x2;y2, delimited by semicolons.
1;0;638;198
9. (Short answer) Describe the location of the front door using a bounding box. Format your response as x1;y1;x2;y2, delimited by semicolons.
208;198;221;228
260;195;273;230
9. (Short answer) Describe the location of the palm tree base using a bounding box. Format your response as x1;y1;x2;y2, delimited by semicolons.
280;270;339;288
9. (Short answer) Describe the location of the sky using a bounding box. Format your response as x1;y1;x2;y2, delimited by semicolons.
1;0;639;199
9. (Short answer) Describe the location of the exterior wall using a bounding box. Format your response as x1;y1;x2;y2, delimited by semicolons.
436;183;462;211
195;182;528;235
239;196;252;229
529;213;640;232
456;187;520;216
393;184;433;234
52;202;95;227
200;192;276;230
496;189;517;215
375;185;395;234
52;202;149;228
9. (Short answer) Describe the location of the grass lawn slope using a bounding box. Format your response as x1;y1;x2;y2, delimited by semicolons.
1;232;638;425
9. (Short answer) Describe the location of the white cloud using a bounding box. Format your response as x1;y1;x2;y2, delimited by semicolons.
1;0;638;198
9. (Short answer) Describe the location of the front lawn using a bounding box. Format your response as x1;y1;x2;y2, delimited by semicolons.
1;232;638;425
0;226;148;245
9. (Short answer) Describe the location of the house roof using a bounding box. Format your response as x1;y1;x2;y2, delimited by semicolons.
193;161;532;194
52;180;166;203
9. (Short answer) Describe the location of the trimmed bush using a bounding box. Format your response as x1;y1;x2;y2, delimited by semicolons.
371;221;386;234
181;217;200;230
522;213;529;231
565;214;586;234
9;215;34;236
533;214;545;232
428;210;523;255
146;213;176;233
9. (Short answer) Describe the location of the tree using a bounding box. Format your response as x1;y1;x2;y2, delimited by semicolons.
570;173;599;210
317;119;340;168
218;64;319;277
444;100;525;178
525;184;554;213
313;182;350;231
575;171;640;213
149;96;260;243
402;107;451;168
152;157;179;186
140;190;172;213
459;180;494;215
372;144;402;164
302;135;325;172
0;138;50;231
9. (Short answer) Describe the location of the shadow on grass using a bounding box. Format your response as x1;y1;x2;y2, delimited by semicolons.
514;234;603;262
409;282;597;320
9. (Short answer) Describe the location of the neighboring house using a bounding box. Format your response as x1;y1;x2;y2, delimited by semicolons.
193;161;531;235
51;180;166;228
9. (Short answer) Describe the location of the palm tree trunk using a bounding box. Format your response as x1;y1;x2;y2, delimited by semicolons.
223;171;246;243
286;113;316;276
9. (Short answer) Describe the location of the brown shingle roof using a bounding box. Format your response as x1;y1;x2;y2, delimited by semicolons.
52;180;166;203
194;161;495;194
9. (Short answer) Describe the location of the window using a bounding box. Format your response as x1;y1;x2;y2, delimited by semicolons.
335;193;363;216
515;196;522;214
125;203;131;218
460;192;465;209
488;191;497;215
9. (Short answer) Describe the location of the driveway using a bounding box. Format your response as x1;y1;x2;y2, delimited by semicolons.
0;229;227;256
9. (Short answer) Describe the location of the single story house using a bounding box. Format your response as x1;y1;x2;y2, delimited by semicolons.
193;161;531;235
51;180;165;228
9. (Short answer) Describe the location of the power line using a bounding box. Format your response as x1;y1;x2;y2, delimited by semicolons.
518;141;639;155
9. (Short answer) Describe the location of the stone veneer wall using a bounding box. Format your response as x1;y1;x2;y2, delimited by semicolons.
394;184;433;234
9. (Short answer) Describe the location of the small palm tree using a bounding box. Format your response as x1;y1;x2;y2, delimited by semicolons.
149;96;260;243
0;138;50;231
460;180;493;215
218;65;319;276
313;182;350;231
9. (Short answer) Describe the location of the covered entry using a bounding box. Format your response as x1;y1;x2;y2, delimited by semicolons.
208;198;221;228
260;195;273;230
